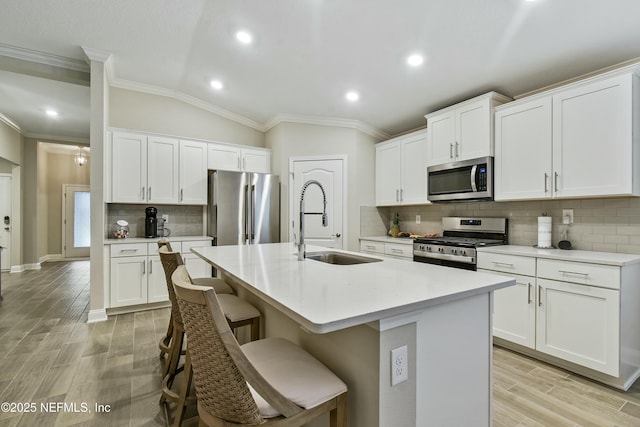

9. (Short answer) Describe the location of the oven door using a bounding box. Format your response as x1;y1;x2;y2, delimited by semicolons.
427;156;493;202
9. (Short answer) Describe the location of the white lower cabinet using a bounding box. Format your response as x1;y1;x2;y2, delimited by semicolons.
479;250;639;388
359;239;412;260
181;240;212;278
109;239;213;309
536;278;619;376
110;245;168;308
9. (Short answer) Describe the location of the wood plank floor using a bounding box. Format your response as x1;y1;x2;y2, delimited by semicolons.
1;260;640;426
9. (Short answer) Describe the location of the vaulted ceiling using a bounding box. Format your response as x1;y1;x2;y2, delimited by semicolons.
2;0;640;142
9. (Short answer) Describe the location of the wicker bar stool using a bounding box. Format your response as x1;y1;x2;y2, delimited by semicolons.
172;265;348;427
158;246;261;427
158;238;234;359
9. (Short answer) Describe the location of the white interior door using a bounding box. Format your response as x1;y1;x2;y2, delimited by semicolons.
291;158;344;249
63;185;90;258
0;175;11;270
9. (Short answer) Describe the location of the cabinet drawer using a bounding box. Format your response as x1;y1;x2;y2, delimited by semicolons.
477;253;536;276
360;240;384;254
384;243;412;258
148;241;182;255
182;240;212;253
110;243;149;257
537;259;620;289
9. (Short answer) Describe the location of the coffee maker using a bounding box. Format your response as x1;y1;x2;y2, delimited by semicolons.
145;207;158;238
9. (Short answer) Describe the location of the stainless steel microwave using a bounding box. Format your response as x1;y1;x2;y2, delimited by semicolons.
427;156;493;202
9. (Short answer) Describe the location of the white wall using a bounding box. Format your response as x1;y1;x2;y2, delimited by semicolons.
265;122;380;251
109;87;265;147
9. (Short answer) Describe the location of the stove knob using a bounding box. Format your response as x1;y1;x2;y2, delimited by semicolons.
451;249;457;255
438;247;444;253
460;249;466;256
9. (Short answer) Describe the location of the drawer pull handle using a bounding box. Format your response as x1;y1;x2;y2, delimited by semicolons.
120;249;138;253
391;248;403;253
366;245;376;250
527;282;532;304
492;261;514;268
142;260;145;275
558;270;589;277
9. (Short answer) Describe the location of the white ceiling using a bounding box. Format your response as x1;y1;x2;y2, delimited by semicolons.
2;0;640;141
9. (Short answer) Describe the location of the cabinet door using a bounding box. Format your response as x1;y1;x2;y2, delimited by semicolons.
455;100;491;161
147;256;168;303
553;74;633;198
110;255;147;307
536;278;619;376
400;132;428;204
179;140;208;204
489;272;536;349
242;148;271;173
111;132;147;203
208;144;241;171
147;136;179;204
183;254;212;279
494;97;552;201
427;112;456;165
375;142;401;206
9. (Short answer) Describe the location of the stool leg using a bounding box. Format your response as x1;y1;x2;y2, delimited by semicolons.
250;316;260;341
162;326;184;382
173;350;193;427
159;313;174;358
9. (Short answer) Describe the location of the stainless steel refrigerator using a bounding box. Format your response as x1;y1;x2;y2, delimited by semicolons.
207;171;280;246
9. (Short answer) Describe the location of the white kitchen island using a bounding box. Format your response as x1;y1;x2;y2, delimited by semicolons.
192;243;514;427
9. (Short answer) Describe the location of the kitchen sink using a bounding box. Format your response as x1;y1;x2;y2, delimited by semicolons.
304;251;382;265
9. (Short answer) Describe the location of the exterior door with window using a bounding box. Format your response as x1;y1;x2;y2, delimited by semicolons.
63;185;90;258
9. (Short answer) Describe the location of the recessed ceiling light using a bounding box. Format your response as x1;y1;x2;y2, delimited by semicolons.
345;91;359;102
236;31;253;44
407;54;424;67
46;109;58;117
210;80;224;90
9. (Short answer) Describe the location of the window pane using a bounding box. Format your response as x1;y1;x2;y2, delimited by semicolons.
74;191;90;248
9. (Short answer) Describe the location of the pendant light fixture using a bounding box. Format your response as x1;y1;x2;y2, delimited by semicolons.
74;147;88;166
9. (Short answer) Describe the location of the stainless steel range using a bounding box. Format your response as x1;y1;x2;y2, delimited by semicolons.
413;217;508;270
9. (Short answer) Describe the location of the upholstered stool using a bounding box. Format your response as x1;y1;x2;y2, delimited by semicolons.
172;265;347;427
157;239;234;359
158;245;261;426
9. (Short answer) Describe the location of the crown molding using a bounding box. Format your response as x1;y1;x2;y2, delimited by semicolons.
110;77;265;132
0;43;89;72
81;46;112;63
0;113;22;134
39;142;90;155
264;114;390;140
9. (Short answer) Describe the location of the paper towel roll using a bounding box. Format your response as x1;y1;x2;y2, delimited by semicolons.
538;216;552;248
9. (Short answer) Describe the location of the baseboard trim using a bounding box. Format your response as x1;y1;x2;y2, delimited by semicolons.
24;262;42;270
39;254;63;263
87;309;108;323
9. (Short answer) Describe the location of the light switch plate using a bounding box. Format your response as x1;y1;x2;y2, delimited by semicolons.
562;209;573;224
416;215;421;224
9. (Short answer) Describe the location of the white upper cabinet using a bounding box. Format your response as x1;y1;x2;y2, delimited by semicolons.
208;143;271;173
552;74;636;198
426;92;511;165
147;135;179;204
111;132;148;203
179;140;208;204
495;70;640;201
110;131;207;205
495;97;553;200
376;129;428;206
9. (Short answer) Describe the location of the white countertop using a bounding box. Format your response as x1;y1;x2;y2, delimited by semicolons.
359;236;416;245
192;243;514;334
477;245;640;267
104;235;212;245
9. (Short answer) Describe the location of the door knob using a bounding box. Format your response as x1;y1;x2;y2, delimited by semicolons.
332;233;341;238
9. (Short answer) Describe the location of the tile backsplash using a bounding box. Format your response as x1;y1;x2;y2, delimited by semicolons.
361;197;640;255
106;204;205;238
